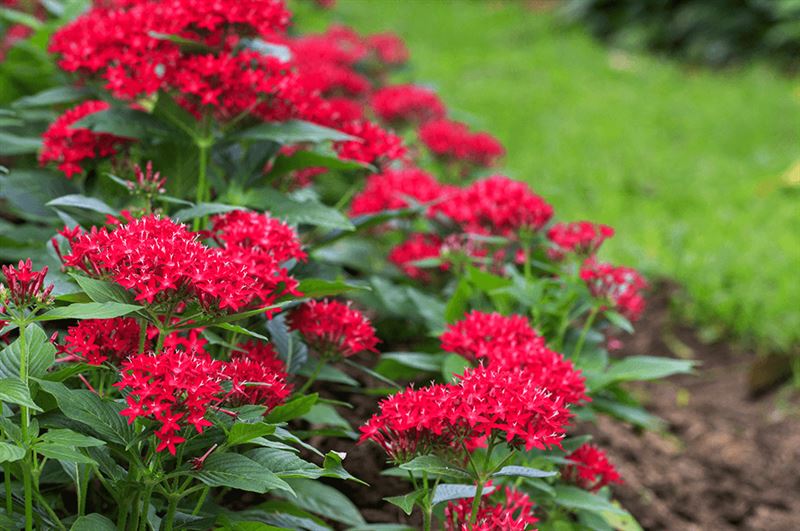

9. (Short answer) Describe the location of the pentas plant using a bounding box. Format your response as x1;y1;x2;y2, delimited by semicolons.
0;0;695;529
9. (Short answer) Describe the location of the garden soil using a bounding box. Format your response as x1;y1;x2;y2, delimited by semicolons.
318;285;800;530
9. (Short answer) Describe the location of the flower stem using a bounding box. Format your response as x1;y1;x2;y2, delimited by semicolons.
297;360;325;395
192;131;213;232
4;468;11;516
138;483;155;531
17;322;33;531
163;495;179;531
191;486;209;516
573;305;600;362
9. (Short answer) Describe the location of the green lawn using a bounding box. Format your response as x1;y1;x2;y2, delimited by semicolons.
298;0;800;352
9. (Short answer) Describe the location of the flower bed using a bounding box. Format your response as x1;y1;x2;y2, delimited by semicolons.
0;1;694;529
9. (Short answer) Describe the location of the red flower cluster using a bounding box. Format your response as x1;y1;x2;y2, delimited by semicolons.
330;118;406;167
437;176;553;237
223;341;292;410
288;299;379;358
580;258;648;321
58;317;142;366
1;259;53;309
364;32;409;68
50;0;293;102
420;119;505;169
116;347;223;454
350;167;448;217
441;311;588;404
39;100;132;178
370;85;446;126
562;443;623;492
547;221;614;260
360;364;572;463
388;233;444;282
445;487;538;531
56;214;299;313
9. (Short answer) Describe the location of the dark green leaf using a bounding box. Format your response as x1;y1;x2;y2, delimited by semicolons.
214;322;268;341
302;404;351;430
0;442;25;463
552;485;625;515
70;274;136;305
444;278;472;324
37;380;135;445
173;202;242;222
597;356;696;388
0;377;42;411
0;169;78;221
47;194;118;216
0;132;42;155
431;483;495;506
269;149;370;177
265;394;318;424
384;490;423;516
36;443;97;464
40;429;105;448
295;278;368;299
192;453;292;494
246;187;353;230
236;120;355;144
73;107;174;139
277;478;365;526
441;353;471;383
37;302;143;321
13;86;91;108
0;324;55;379
70;514;116;531
228;423;276;446
246;448;323;479
381;352;446;372
399;455;471;480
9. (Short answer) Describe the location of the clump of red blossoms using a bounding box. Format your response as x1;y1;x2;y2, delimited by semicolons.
388;233;444;282
562;443;623;492
370;84;446;127
221;357;292;411
116;347;223;455
444;487;538;531
39;100;132;178
437;176;553;238
360;365;572;463
440;311;588;404
364;32;410;68
580;258;648;321
0;259;53;309
330;119;406;167
288;299;379;358
419;119;505;169
547;221;614;260
349;167;448;217
55;214;299;313
57;317;142;366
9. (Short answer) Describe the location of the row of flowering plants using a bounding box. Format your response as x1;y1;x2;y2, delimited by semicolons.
0;0;695;529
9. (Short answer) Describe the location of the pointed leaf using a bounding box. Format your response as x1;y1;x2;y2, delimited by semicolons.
492;465;557;479
399;455;471;480
0;442;25;463
0;324;55;379
384;490;423;516
246;448;323;479
192;453;292;494
227;422;276;446
70;514;116;531
0;378;42;411
38;302;143;321
265;394;318;424
431;483;495;506
47;194;118;216
277;479;365;526
69;274;136;305
236;120;355;144
552;485;626;515
36;443;97;464
40;429;105;448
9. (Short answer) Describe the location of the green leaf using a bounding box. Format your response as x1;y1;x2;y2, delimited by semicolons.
268;149;370;178
0;442;25;463
192;453;292;494
0;324;55;379
246;448;323;479
228;422;276;446
381;352;446;372
70;274;136;305
278;478;365;526
597;356;696;388
47;194;118;216
35;443;98;464
69;514;117;531
604;310;634;334
0;7;42;29
37;302;143;321
13;86;91;108
0;169;78;221
295;278;368;299
552;485;626;515
173;202;242;222
236;120;355;144
245;187;354;230
431;483;495;506
492;465;557;479
37;380;135;445
441;353;472;383
73;107;174;139
214;322;268;341
444;278;472;324
321;450;363;483
0;132;42;155
265;394;318;424
399;455;471;480
0;378;42;411
151;91;200;140
302;404;351;430
40;429;105;448
590;397;666;430
384;490;423;516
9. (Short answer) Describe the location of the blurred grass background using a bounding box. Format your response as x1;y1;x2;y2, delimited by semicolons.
298;0;800;352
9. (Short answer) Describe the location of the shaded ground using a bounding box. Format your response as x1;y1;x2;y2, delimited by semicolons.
588;285;800;530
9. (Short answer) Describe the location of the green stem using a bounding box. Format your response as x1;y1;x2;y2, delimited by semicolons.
32;490;66;531
573;306;600;362
163;495;179;531
138;483;155;531
4;466;11;516
137;319;148;354
193;133;212;232
469;481;484;526
77;465;89;516
191;486;209;516
17;322;33;531
421;471;432;531
297;360;325;395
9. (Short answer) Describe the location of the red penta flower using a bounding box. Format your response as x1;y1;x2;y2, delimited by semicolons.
116;347;223;455
562;443;623;492
388;233;444;282
370;85;446;127
547;221;614;260
39;100;132;178
419;119;504;170
349;167;447;217
1;259;53;309
365;32;409;67
436;176;553;237
288;299;379;358
440;311;539;361
444;487;538;531
221;344;292;410
331;119;406;167
58;317;143;366
580;258;647;321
